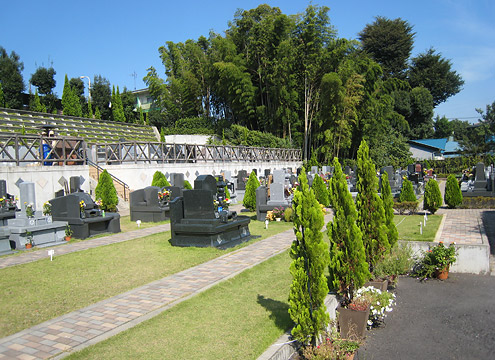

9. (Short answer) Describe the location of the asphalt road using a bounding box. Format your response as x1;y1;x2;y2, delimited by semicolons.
357;273;495;360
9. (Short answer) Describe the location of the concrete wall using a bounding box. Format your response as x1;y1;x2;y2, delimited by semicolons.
163;134;220;145
409;145;435;160
98;161;301;190
0;165;90;211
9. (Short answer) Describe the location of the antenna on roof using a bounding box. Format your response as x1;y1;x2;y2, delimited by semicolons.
130;71;137;90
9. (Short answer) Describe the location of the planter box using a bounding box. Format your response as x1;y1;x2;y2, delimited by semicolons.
364;279;388;292
338;305;370;339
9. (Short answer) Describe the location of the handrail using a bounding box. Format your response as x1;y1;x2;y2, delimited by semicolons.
87;159;130;202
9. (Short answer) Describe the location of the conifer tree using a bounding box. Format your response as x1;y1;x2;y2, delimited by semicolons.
139;107;144;124
0;83;6;107
243;171;260;211
380;172;399;248
151;171;170;187
62;75;73;115
111;85;126;122
87;100;93;119
399;179;417;202
288;167;330;346
356;140;390;269
30;90;46;113
424;178;442;214
328;158;369;303
312;174;329;207
94;106;101;119
444;174;463;208
184;180;193;190
95;170;118;212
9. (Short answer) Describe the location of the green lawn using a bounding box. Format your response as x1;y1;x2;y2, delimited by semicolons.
67;250;293;360
394;214;442;242
0;213;293;338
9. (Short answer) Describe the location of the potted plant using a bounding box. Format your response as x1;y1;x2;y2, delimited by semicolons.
372;244;414;288
354;286;395;329
25;231;34;249
301;327;361;360
65;224;73;241
414;241;458;280
272;207;284;221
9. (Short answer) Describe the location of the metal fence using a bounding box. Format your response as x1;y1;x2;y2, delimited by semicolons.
0;135;302;166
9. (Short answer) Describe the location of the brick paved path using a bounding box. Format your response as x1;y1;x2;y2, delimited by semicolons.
435;209;485;245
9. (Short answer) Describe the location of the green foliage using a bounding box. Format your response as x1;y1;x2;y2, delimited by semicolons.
356;140;390;269
30;66;56;95
283;207;293;222
151;171;170;188
162;117;215;135
444;174;462;209
359;16;414;78
423;179;442;214
92;75;111;120
380;173;398;248
243;171;260;211
0;82;6;107
311;174;329;207
328;158;369;303
414;242;458;280
94;106;101;120
94;170;118;212
183;180;193;190
289;167;330;345
393;200;418;215
62;74;82;117
373;244;414;279
220;124;292;148
30;90;46;113
399;179;417;202
112;86;126;122
0;46;25;109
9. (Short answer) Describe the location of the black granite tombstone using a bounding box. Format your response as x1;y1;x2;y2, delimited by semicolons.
169;189;251;248
255;185;292;221
0;180;18;226
237;170;248;191
130;186;171;222
50;192;120;239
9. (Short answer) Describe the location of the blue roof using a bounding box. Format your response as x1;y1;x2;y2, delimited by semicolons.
445;140;461;153
409;138;448;150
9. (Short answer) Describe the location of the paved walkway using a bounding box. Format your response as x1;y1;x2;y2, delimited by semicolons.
435;208;485;245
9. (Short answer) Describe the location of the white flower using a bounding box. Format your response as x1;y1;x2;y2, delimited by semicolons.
367;320;373;326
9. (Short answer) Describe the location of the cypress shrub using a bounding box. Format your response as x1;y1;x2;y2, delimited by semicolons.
243;171;260;211
356;140;390;269
381;172;399;248
399;179;417;202
312;174;329;207
444;174;463;208
328;158;369;303
184;180;193;190
95;170;118;212
288;167;330;346
151;171;170;188
424;179;442;214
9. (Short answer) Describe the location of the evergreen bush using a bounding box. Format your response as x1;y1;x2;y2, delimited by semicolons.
356;140;390;269
444;174;463;208
424;179;442;214
312;174;329;207
151;171;170;188
399;179;417;202
381;172;399;248
243;171;260;211
95;170;118;212
288;167;330;346
184;180;193;190
328;158;369;303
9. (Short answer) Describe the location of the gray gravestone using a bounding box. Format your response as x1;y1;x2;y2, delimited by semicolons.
407;164;415;174
0;180;6;198
194;175;217;198
272;169;285;185
171;173;185;188
311;166;318;175
19;182;36;212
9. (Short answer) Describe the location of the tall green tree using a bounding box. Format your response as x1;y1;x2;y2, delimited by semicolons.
408;48;464;106
359;16;415;79
408;86;434;139
92;75;111;120
328;157;369;303
62;74;82;117
30;66;56;95
355;140;390;269
311;174;329;207
380;172;399;248
0;82;5;107
399;179;417;202
111;86;126;122
288;167;329;346
0;46;25;109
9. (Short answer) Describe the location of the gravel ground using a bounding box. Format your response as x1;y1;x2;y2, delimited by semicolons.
357;273;495;360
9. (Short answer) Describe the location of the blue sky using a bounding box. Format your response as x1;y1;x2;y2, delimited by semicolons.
1;0;494;123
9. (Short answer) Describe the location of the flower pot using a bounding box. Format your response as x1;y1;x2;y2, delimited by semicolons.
276;218;281;222
435;267;449;280
65;236;71;241
338;304;370;339
25;243;32;249
364;279;388;292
